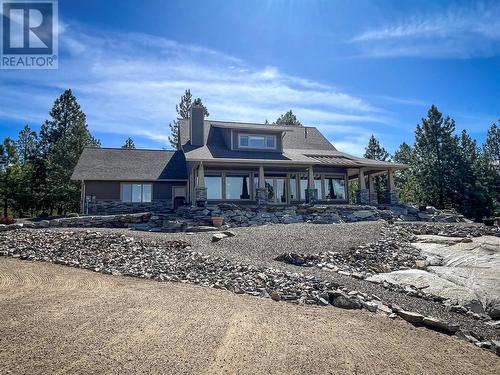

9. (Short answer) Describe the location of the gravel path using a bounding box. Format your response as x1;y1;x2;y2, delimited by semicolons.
1;257;498;375
58;222;499;341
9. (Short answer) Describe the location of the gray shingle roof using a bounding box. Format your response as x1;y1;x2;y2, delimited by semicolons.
180;120;407;169
71;148;187;181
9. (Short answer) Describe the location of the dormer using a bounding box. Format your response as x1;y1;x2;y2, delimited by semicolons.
210;122;289;153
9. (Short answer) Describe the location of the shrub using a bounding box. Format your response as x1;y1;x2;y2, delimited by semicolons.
66;212;79;218
0;217;16;225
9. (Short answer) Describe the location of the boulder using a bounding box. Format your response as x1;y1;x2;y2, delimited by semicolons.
397;310;424;324
362;301;379;313
331;294;362;309
353;210;375;219
486;301;500;319
421;317;459;333
211;233;227;242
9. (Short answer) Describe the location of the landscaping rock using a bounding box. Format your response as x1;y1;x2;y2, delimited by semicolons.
212;233;228;242
331;294;362;309
421;317;459;333
398;310;424;324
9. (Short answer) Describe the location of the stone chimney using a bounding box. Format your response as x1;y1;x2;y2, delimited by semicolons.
190;105;205;146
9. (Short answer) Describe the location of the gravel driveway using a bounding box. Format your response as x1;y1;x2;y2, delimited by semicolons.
59;222;499;340
1;258;498;375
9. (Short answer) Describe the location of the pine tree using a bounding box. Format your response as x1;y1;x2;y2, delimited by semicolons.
484;121;500;164
364;134;390;202
275;110;302;126
168;90;209;149
393;142;418;203
413;105;460;208
122;137;136;149
17;124;38;164
0;138;21;217
41;89;100;214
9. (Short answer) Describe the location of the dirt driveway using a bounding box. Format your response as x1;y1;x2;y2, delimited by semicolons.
0;258;498;375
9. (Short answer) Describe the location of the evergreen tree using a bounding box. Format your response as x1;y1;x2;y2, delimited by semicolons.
364;134;390;202
17;124;38;164
15;125;39;216
484;121;500;164
41;89;100;214
275;110;302;126
393;142;418;204
122;137;136;149
413;105;460;208
0;138;22;217
168;89;209;149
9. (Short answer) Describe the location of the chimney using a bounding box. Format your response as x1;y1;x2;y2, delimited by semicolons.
190;105;205;146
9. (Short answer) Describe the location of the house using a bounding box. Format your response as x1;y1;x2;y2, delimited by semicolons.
71;105;407;214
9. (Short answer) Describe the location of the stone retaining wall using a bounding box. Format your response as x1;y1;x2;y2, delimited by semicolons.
87;200;171;215
0;204;469;233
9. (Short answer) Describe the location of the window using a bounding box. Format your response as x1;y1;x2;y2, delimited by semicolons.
238;134;276;149
289;175;298;201
226;175;250;200
324;176;347;200
121;183;152;203
314;175;322;199
206;176;222;200
299;175;308;201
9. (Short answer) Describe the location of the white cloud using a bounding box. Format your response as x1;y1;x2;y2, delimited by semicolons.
0;22;389;148
350;3;500;58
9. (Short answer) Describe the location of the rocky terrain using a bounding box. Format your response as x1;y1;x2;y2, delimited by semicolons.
1;224;499;355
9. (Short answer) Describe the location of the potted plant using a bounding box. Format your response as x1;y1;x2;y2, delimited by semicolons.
212;216;224;227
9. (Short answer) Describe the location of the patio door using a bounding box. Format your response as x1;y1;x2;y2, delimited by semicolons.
263;177;287;204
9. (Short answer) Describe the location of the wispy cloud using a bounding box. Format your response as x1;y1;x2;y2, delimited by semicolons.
0;22;389;153
350;2;500;58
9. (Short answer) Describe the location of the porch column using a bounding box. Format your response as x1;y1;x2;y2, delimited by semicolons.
305;166;318;204
256;165;268;205
368;174;378;205
195;162;207;207
356;167;370;205
385;169;399;205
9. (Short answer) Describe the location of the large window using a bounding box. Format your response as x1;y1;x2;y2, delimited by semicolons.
299;175;308;201
238;134;276;149
289;175;298;201
121;183;152;203
226;175;250;200
206;176;222;200
324;175;347;200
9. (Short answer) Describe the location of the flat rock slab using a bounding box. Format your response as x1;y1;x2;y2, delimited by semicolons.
366;269;478;304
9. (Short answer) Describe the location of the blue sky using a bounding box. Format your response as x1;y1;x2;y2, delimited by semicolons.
1;0;499;155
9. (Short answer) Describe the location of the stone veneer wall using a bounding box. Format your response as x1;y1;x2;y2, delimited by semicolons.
87;199;171;215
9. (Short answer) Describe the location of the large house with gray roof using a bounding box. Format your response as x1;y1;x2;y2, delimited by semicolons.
72;105;407;214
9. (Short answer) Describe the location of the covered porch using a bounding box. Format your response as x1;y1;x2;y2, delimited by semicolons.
190;162;400;206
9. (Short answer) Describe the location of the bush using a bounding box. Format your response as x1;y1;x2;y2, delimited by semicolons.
0;217;16;225
66;212;79;218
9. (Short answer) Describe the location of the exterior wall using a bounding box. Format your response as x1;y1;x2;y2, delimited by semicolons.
83;180;187;215
85;181;120;199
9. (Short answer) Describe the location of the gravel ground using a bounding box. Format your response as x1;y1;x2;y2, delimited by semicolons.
1;257;499;375
57;222;499;341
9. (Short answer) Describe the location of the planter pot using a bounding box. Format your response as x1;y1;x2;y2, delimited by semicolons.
483;218;495;227
212;216;224;227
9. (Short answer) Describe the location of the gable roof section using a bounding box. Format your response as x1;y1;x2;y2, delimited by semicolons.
71;148;187;181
